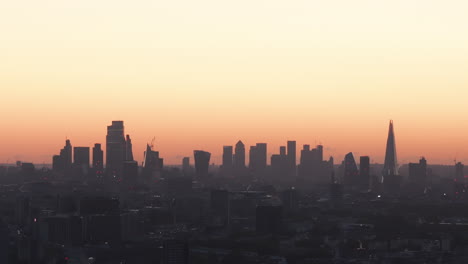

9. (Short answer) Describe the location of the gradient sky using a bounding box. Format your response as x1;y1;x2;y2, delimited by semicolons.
1;0;468;165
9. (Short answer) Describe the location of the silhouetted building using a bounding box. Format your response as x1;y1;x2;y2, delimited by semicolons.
281;188;298;212
92;143;103;170
298;144;332;184
222;146;233;169
74;147;90;169
106;121;126;177
194;150;210;178
234;140;246;169
123;161;138;187
162;240;189;264
53;139;72;173
287;140;296;177
249;143;267;173
271;146;288;180
125;134;134;161
142;144;163;183
409;157;427;190
383;120;400;193
343;152;359;187
182;157;190;174
359;156;370;190
256;205;282;235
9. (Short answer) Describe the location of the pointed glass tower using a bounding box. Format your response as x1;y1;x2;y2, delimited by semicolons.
383;120;398;179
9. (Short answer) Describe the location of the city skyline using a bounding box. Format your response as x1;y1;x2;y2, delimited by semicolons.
2;1;468;165
1;119;465;166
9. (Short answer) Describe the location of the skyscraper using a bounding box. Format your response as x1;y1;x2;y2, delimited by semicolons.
125;134;134;161
233;141;246;169
222;146;233;169
382;120;400;193
409;157;427;189
52;139;72;173
142;144;163;183
106;121;126;176
359;156;370;190
287;141;296;177
74;147;90;169
194;150;211;178
343;152;359;186
92;143;104;171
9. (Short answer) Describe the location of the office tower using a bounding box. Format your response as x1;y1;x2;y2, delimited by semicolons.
287;141;296;177
271;146;288;179
359;156;370;190
53;139;73;173
74;147;90;168
210;190;230;226
142;144;163;183
382;120;400;193
125;134;134;161
298;144;333;184
383;120;398;178
234;140;246;169
194;150;211;178
249;146;257;170
256;143;267;169
249;143;267;172
162;240;190;264
182;157;190;174
256;205;283;235
343;152;359;186
92;143;104;171
123;161;138;187
106;121;126;176
409;157;427;190
61;139;73;169
222;146;233;169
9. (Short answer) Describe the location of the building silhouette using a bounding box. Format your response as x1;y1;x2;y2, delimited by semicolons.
382;120;400;193
73;147;90;177
455;162;464;182
298;144;332;184
271;146;288;180
92;144;104;171
194;150;211;178
233;140;246;169
409;157;427;191
182;157;190;175
106;121;126;177
343;152;359;187
142;144;163;183
287;140;297;177
222;146;233;169
125;134;134;161
249;143;267;173
359;156;370;190
52;139;72;173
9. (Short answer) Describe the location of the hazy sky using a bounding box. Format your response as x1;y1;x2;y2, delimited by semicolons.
1;0;468;165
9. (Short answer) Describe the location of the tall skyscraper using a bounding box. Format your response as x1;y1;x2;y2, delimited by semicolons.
106;121;126;176
74;147;90;168
382;120;400;193
142;144;163;183
256;143;267;170
287;141;296;177
53;139;73;172
182;157;190;174
222;146;233;169
409;157;427;189
359;156;370;190
455;162;464;181
383;120;398;177
343;152;359;186
194;150;211;178
61;139;72;169
125;134;134;161
92;143;104;171
233;140;246;169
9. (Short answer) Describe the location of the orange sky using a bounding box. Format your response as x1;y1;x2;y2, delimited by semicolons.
1;0;468;165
